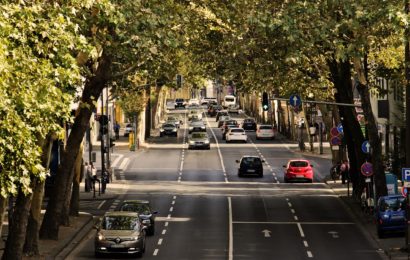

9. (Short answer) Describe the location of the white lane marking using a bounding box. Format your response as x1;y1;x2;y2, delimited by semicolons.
167;214;171;219
205;115;228;183
303;240;309;247
171;201;175;205
233;221;354;225
165;222;169;227
307;251;313;258
153;249;159;256
111;154;124;168
180;161;184;171
97;201;106;209
286;198;289;201
291;209;295;214
297;223;305;238
228;197;233;260
294;216;299;221
169;207;174;212
173;196;177;200
162;229;167;235
288;202;292;207
158;238;163;245
119;158;130;170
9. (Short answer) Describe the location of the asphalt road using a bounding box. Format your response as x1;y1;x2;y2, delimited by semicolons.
69;108;385;260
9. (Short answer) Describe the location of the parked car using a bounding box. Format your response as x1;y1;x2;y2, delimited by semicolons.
227;104;240;113
118;200;158;236
94;211;146;257
124;123;134;137
160;123;178;137
225;127;247;143
188;132;211;150
376;195;406;238
283;159;314;183
188;119;206;134
174;98;186;109
242;118;257;131
216;110;229;121
236;156;264;177
256;124;275;140
218;115;231;128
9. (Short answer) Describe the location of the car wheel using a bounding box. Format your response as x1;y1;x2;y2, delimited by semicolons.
308;179;313;183
284;178;288;183
226;140;229;143
160;133;163;137
377;228;384;239
95;251;102;258
271;136;275;140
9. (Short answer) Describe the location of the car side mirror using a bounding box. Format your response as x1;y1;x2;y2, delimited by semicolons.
152;211;158;215
282;165;286;167
261;160;265;163
236;160;240;163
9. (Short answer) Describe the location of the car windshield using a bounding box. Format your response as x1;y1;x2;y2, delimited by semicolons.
244;119;254;123
231;129;244;133
260;125;272;130
191;133;207;138
241;157;262;166
163;124;175;128
120;203;151;214
226;120;237;125
225;97;235;102
289;161;308;167
380;197;405;211
102;216;140;230
126;124;132;128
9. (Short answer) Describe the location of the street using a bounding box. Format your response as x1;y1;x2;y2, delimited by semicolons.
69;109;384;260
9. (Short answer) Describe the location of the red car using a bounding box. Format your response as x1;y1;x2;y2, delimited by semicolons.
283;159;314;183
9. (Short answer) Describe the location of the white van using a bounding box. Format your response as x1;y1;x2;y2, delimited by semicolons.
222;95;236;108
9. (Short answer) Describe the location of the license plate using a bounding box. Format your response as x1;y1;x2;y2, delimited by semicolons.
111;244;125;248
247;169;255;173
391;215;404;220
296;175;304;178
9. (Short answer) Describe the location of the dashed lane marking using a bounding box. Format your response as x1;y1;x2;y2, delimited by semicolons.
153;249;159;256
158;238;163;245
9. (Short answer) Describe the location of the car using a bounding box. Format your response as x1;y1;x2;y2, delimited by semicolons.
208;105;222;117
188;119;206;134
283;159;314;183
242;118;257;131
160;123;178;137
165;116;182;128
227;104;240;113
188;98;199;106
225;127;247;143
236;156;264;177
256;124;275;140
218;115;231;128
222;124;237;140
94;211;146;257
216;110;229;121
188;109;203;120
124;123;134;137
188;132;211;149
174;98;186;109
376;195;406;238
118;200;158;236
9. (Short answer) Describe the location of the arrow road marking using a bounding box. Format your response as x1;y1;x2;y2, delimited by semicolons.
328;231;339;238
262;229;271;238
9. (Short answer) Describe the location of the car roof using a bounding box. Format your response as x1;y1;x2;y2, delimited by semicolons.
229;127;244;131
241;155;260;158
104;211;140;217
288;159;310;163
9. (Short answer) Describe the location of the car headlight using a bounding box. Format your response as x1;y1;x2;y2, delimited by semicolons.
189;141;195;145
201;126;206;129
189;127;193;130
160;129;164;132
204;140;210;144
172;128;177;132
382;214;389;219
97;233;105;241
142;219;151;224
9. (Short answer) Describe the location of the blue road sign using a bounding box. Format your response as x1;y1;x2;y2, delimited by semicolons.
330;136;341;146
289;94;302;108
361;141;370;154
361;162;373;177
402;168;410;182
337;123;343;134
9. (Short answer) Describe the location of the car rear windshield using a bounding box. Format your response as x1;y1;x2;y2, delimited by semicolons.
191;133;207;138
259;126;272;130
244;119;254;123
102;216;140;230
241;157;262;165
120;203;150;214
231;129;244;133
290;161;308;167
380;197;405;211
163;124;174;127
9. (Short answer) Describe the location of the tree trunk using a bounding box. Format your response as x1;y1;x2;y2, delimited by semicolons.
405;0;410;168
70;143;84;217
40;54;112;240
0;196;7;241
2;188;33;260
145;85;151;139
24;134;54;256
327;58;367;199
353;57;387;198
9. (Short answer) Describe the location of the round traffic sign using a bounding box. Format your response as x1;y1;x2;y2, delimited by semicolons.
289;94;302;108
361;141;370;154
330;136;341;146
402;187;408;197
330;127;339;137
361;162;373;177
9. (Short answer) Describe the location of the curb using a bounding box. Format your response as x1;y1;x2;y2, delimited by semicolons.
51;212;94;259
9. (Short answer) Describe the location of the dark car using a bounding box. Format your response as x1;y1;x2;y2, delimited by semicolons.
236;156;264;177
216;110;229;121
118;200;158;236
376;195;406;238
174;98;186;109
222;124;237;140
160;123;178;137
221;119;239;129
94;211;146;257
242;118;257;131
208;105;222;117
188;132;211;149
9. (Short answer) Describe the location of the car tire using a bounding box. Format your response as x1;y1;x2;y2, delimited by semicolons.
226;140;229;143
377;228;384;238
160;133;163;137
259;172;263;178
149;226;155;236
95;251;102;258
271;136;275;140
284;178;288;183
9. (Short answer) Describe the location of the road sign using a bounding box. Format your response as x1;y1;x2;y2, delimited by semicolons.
330;136;341;146
330;127;339;137
402;168;410;182
262;229;271;238
361;162;373;177
402;186;408;197
289;94;301;108
337;123;343;134
361;141;371;154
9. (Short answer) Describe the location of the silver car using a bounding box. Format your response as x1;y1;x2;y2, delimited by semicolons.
188;132;211;149
160;123;178;137
188;119;206;134
94;211;147;257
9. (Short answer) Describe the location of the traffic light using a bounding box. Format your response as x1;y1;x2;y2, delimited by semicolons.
99;115;109;135
176;74;183;88
262;92;269;111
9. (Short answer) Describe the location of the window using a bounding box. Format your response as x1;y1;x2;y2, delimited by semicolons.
289;161;308;167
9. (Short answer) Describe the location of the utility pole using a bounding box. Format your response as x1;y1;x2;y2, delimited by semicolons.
100;92;106;193
105;87;111;171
